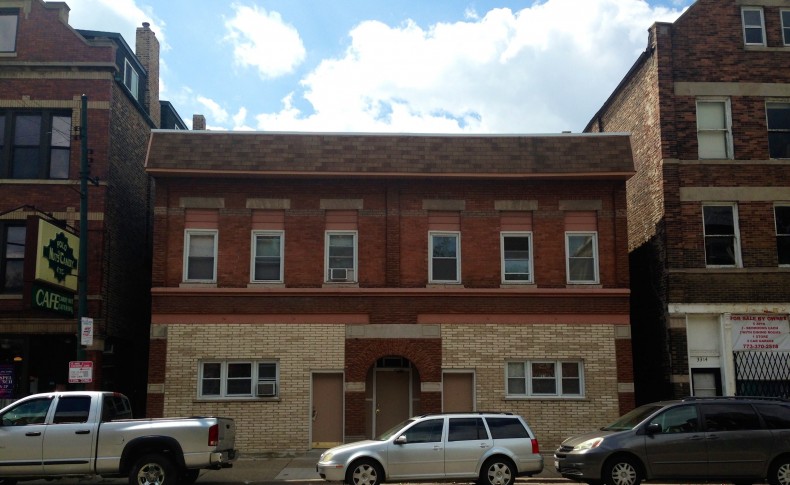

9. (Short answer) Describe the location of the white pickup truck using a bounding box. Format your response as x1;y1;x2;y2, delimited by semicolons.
0;391;236;485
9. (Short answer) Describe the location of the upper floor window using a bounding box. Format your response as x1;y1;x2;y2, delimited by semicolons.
251;231;283;282
1;224;25;293
506;360;584;397
501;232;533;283
776;205;790;266
199;360;279;399
0;9;18;53
742;7;766;46
703;204;741;267
783;10;790;46
767;102;790;159
697;99;733;159
325;231;357;283
1;111;71;179
566;232;599;284
123;59;139;101
429;232;460;284
183;229;217;282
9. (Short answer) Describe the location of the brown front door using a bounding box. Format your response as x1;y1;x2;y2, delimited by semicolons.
375;370;410;437
442;372;474;412
311;373;344;448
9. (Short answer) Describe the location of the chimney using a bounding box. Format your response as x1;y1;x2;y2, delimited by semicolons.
193;114;206;130
136;22;161;127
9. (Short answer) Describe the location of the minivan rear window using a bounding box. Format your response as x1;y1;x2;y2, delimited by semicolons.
755;403;790;429
701;403;761;431
486;417;529;439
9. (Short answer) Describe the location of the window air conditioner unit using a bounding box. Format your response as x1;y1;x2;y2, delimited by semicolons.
330;268;350;281
257;382;276;397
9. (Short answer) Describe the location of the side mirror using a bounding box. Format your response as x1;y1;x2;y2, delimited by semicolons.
394;435;407;445
646;423;662;435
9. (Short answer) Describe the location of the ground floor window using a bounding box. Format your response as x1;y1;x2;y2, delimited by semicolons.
198;360;279;399
506;360;584;397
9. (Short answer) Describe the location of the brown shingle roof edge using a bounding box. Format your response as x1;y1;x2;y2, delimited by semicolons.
144;130;635;179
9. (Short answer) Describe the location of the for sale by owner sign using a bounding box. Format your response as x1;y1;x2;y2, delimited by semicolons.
731;314;790;351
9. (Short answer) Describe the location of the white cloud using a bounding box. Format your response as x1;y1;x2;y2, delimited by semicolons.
224;4;306;79
196;95;229;124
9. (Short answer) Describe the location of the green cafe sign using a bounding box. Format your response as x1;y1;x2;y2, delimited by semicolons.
34;219;79;292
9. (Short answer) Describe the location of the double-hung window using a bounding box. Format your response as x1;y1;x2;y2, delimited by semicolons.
123;59;139;101
199;361;279;399
325;231;357;282
1;111;71;179
767;103;790;159
783;10;790;46
1;224;25;293
429;232;460;283
0;9;18;53
697;99;733;159
506;360;584;397
703;204;741;267
251;231;283;282
776;205;790;266
566;232;599;284
501;232;533;283
742;7;766;46
184;230;217;282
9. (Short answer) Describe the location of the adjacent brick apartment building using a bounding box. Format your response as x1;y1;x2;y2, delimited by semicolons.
0;0;183;412
144;130;635;452
586;0;790;402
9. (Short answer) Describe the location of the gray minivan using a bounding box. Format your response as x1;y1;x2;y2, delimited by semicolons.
554;397;790;485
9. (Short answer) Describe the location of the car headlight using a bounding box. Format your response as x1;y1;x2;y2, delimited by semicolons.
320;452;334;462
574;438;604;451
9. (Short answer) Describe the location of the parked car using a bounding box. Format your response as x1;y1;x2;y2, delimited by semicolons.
554;397;790;485
316;412;543;485
0;391;237;485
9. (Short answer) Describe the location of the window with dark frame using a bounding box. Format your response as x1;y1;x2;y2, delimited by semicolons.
742;7;766;45
776;206;790;265
782;10;790;46
1;224;25;293
767;103;790;159
0;110;71;179
703;204;740;267
0;9;18;53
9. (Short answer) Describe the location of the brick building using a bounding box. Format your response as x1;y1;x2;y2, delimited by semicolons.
144;130;635;452
0;0;182;412
586;0;790;402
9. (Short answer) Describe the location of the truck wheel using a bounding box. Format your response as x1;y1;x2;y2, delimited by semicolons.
179;469;200;485
130;454;176;485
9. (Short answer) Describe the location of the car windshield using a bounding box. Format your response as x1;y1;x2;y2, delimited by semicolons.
602;404;663;431
376;419;416;441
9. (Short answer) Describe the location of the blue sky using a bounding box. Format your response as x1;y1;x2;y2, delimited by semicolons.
65;0;693;132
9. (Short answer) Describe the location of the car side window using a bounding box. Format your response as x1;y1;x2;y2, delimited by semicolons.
401;419;443;444
448;417;488;441
485;417;529;439
702;403;761;431
0;397;53;426
52;396;91;424
648;405;699;433
755;403;790;429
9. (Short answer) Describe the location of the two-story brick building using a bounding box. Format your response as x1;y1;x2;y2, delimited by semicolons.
144;129;635;452
0;0;183;412
586;0;790;403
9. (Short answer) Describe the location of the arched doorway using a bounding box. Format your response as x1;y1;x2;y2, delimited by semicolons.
368;356;420;437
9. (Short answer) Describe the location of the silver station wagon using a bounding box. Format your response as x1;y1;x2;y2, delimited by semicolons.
554;397;790;485
316;412;543;485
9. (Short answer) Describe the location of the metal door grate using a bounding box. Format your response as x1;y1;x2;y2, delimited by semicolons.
734;351;790;397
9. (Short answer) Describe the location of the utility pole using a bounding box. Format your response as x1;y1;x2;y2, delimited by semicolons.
76;94;88;387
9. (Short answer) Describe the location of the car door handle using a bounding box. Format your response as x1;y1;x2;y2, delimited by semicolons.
688;435;704;440
433;446;443;451
75;430;90;435
26;432;42;437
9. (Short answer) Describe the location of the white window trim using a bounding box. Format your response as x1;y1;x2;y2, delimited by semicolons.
782;9;790;46
565;231;599;284
324;230;358;283
775;204;790;267
198;360;279;399
250;230;284;283
183;229;218;283
702;203;743;268
429;231;461;284
742;6;766;46
123;59;139;100
505;360;585;398
697;98;734;160
500;231;533;284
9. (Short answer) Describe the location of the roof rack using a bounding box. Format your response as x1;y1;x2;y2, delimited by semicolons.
417;412;515;418
681;396;788;402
